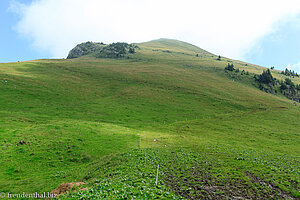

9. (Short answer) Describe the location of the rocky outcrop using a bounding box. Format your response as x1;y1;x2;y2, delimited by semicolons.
67;42;138;59
67;42;105;59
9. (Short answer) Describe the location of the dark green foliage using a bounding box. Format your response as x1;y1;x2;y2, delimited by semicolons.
225;63;235;71
227;68;299;102
280;82;288;90
252;70;300;102
217;55;221;60
67;42;105;59
279;78;300;102
95;42;138;58
285;78;295;87
281;68;299;77
256;69;274;85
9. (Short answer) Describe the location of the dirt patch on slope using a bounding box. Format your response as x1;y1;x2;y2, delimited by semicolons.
51;182;86;196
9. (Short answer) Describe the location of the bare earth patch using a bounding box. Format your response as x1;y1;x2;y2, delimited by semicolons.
51;182;86;196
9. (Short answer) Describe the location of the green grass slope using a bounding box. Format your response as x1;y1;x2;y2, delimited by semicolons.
0;39;299;199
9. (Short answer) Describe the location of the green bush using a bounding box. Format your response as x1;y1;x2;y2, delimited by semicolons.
225;63;235;71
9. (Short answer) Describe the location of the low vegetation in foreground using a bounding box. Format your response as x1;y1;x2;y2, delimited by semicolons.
0;39;299;199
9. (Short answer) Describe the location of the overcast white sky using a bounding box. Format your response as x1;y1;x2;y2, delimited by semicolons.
8;0;300;72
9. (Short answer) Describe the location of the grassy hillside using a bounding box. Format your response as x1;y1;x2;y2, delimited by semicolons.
0;39;299;199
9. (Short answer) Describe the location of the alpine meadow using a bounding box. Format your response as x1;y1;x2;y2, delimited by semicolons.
0;39;299;199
